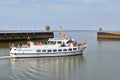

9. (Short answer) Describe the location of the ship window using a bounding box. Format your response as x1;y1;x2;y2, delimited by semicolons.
48;50;52;52
48;41;56;44
42;50;46;52
68;48;72;51
63;49;67;51
37;50;41;52
53;49;57;52
73;48;77;50
57;41;62;44
58;49;62;52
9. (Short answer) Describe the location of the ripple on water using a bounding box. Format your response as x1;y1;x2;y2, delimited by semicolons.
8;56;85;80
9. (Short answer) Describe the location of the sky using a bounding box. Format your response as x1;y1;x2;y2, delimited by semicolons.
0;0;120;30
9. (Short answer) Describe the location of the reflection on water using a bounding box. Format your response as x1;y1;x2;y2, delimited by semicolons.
9;56;87;80
97;40;120;53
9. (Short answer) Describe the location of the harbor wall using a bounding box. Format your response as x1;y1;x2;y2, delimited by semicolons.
97;32;120;40
0;31;54;42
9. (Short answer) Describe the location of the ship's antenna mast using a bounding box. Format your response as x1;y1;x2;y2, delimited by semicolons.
59;25;66;40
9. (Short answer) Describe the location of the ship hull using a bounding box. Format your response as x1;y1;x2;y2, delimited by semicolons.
10;50;85;58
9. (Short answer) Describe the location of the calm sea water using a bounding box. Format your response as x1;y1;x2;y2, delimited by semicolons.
0;30;120;80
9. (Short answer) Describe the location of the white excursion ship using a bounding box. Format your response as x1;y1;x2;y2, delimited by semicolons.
10;27;88;58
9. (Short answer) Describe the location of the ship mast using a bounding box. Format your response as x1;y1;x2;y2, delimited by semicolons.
59;25;66;40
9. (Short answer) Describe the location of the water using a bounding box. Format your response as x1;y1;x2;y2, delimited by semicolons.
0;30;120;80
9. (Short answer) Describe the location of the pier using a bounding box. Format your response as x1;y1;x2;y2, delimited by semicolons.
97;31;120;40
0;31;54;42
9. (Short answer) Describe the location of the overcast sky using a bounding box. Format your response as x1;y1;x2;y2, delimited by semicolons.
0;0;120;30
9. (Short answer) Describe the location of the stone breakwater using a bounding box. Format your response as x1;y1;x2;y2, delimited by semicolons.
97;32;120;40
0;31;54;42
